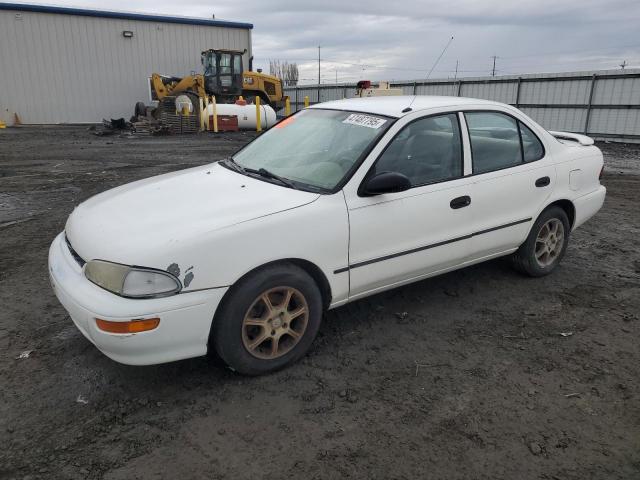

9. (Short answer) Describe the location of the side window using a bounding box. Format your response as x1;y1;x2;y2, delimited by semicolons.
373;113;462;187
519;121;545;162
466;112;521;174
233;54;242;74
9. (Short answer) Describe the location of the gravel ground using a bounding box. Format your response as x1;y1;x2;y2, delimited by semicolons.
0;127;639;480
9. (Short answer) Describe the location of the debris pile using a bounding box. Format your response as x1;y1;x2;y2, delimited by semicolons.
90;115;170;137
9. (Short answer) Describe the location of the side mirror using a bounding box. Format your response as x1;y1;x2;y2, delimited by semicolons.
362;171;411;196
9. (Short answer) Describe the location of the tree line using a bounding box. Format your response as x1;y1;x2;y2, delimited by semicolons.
269;60;299;86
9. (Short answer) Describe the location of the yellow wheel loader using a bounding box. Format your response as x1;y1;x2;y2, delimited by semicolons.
141;49;287;132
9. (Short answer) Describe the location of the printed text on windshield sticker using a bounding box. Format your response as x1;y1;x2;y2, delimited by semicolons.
342;114;387;129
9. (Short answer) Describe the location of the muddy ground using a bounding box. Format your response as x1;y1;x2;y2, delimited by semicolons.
0;127;638;480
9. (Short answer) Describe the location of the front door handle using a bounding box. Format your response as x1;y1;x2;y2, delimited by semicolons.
535;176;551;187
450;195;471;209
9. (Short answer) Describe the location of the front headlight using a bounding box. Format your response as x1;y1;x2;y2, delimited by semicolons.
84;260;181;298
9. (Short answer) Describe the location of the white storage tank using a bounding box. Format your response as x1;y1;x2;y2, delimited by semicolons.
204;103;277;130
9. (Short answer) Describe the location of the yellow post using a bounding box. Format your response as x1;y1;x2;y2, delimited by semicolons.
204;96;210;131
256;96;262;132
199;97;205;131
211;96;218;133
0;120;6;129
285;97;291;117
304;96;309;108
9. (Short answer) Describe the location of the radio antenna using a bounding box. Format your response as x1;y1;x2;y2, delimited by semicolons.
426;36;454;80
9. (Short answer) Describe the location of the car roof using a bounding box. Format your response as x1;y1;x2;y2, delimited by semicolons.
308;95;505;118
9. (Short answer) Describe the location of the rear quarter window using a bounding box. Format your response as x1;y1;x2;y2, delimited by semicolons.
519;121;545;162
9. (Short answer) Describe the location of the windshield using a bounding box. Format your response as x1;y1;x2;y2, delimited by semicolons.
232;109;392;191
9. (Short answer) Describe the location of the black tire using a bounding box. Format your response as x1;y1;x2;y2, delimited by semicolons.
134;101;147;118
511;206;570;277
211;263;323;375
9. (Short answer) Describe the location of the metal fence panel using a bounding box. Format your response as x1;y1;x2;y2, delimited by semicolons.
416;83;457;96
592;77;640;104
461;81;516;103
519;79;592;105
520;107;587;133
284;69;640;142
589;109;640;136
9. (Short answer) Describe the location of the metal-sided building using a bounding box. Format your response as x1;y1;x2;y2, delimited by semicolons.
0;3;253;124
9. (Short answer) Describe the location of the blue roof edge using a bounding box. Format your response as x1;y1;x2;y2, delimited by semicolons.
0;3;253;29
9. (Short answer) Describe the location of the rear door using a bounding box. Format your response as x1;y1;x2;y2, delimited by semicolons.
463;110;555;258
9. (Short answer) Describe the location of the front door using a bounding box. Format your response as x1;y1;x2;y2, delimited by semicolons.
344;112;475;299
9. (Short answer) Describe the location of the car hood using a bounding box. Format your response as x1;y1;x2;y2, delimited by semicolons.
65;162;319;265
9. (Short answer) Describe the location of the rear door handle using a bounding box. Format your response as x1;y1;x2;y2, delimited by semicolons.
535;176;551;187
450;195;471;209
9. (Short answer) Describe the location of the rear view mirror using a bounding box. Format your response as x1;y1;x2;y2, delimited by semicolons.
362;171;411;196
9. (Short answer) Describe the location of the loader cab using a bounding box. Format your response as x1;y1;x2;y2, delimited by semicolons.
201;49;244;99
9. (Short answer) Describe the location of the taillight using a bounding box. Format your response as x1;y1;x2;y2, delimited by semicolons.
599;165;604;180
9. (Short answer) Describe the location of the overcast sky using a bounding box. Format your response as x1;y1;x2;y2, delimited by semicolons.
27;0;640;83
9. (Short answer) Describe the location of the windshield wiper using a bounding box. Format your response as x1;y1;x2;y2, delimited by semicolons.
223;158;296;189
244;167;296;189
221;157;245;173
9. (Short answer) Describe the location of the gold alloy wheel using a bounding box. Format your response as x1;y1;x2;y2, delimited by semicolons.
241;286;309;360
534;218;565;267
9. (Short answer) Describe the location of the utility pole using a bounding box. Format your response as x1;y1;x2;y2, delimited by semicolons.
491;56;498;76
317;45;321;103
620;60;628;70
454;60;459;80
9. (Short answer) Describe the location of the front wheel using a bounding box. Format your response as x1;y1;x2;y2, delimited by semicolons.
211;263;323;375
511;206;570;277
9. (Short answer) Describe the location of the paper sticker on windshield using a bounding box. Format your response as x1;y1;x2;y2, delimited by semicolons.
342;114;386;129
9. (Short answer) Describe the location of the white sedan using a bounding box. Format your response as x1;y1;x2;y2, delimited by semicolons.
49;96;606;374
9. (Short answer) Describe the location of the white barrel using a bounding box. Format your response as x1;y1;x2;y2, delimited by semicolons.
204;103;277;130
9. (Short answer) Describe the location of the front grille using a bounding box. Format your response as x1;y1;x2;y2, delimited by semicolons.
264;81;276;96
65;234;86;267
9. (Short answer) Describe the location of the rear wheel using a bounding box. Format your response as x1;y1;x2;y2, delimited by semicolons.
511;206;570;277
211;264;323;375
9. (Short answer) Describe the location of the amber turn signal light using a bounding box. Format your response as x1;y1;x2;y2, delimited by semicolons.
95;317;160;334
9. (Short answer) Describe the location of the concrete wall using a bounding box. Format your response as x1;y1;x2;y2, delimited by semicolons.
0;4;252;124
285;70;640;143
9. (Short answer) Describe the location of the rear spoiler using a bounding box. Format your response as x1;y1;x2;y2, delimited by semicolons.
548;130;595;146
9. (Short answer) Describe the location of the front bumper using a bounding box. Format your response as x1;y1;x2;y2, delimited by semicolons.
48;232;228;365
